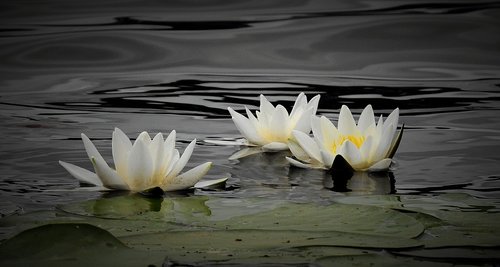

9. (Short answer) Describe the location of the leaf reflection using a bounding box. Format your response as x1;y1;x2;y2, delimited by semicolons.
323;171;396;195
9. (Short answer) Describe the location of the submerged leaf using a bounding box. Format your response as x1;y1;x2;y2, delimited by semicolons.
0;223;164;267
123;229;421;263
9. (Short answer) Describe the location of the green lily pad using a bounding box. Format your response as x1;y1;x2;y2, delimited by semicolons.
422;226;500;248
393;247;500;260
0;223;164;267
208;202;424;238
315;253;455;267
122;229;421;264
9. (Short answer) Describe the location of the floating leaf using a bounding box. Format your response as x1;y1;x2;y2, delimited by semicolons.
207;202;424;238
122;229;421;264
0;223;164;267
393;247;500;260
315;253;454;267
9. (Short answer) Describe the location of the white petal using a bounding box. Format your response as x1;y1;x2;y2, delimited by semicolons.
151;132;166;181
162;130;176;175
306;94;321;115
338;105;358;135
384;108;399;130
288;140;310;162
59;161;102;186
228;147;263;160
285;157;325;170
319;116;338;149
91;156;129;190
338;141;363;169
359;135;374;159
262;142;289;151
290;92;307;117
259;94;275;115
357;105;375;132
194;177;228;189
166;149;180;175
203;139;249;146
292;130;322;163
81;133;104;163
245;106;260;130
228;107;264;145
163;162;212;191
293;107;313;133
127;138;154;190
112;128;132;178
270;105;290;140
311;116;323;144
286;157;316;169
367;158;392;172
167;139;196;179
320;150;335;169
371;123;395;162
135;131;151;146
383;108;399;144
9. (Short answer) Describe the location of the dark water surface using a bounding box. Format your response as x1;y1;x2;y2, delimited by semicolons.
1;0;500;265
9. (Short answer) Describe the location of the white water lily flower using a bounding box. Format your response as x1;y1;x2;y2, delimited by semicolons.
59;128;213;192
287;105;403;172
227;92;320;151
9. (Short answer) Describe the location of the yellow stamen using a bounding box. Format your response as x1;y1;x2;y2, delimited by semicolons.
331;135;365;154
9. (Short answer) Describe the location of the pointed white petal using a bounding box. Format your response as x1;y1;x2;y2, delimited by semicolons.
338;105;358;135
270;105;290;141
127;138;154;190
359;135;374;159
320;150;335;169
307;94;321;115
292;130;322;163
166;149;180;175
204;139;249;146
259;94;275;115
151;132;166;182
338;141;363;169
293;107;313;133
311;116;323;144
81;133;104;162
286;157;316;169
371;123;395;162
163;162;212;191
290;92;307;117
194;176;228;189
358;105;375;132
228;107;264;145
245;106;260;129
135;131;151;146
112;128;132;178
162;130;176;175
167;139;196;179
288;140;310;162
228;147;263;160
367;158;392;172
384;108;399;130
59;161;102;186
319;116;338;149
262;142;289;151
91;157;129;190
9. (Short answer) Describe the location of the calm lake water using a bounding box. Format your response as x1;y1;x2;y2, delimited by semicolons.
1;0;500;265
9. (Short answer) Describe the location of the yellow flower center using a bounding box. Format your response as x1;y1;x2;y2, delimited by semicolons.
331;135;365;154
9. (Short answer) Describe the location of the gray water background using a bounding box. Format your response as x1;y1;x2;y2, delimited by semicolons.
1;0;500;215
